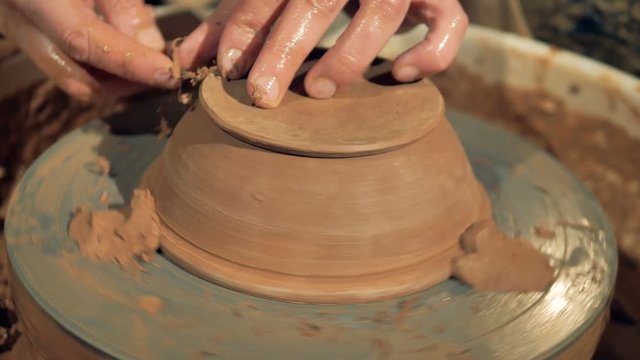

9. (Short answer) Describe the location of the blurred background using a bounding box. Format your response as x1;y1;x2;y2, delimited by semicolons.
154;0;640;76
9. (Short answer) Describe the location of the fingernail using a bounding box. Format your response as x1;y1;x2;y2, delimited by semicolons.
137;26;165;51
220;48;242;79
308;76;337;99
396;66;420;82
251;76;279;107
61;78;92;102
154;69;179;88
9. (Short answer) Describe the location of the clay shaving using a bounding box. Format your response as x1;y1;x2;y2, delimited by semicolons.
169;37;219;105
68;189;161;270
452;220;554;292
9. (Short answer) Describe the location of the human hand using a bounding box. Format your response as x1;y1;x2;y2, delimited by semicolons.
179;0;468;108
0;0;178;102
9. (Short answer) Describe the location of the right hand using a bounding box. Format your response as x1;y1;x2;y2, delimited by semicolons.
178;0;468;109
0;0;178;102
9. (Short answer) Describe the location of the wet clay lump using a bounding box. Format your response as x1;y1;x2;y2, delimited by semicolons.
453;221;553;292
68;189;160;271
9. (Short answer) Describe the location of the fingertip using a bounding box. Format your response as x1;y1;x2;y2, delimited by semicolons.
392;64;420;82
218;47;243;79
153;68;181;89
136;26;165;51
305;75;337;99
248;75;281;108
393;47;452;78
59;78;94;102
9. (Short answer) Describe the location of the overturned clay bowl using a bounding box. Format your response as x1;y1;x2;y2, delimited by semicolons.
141;65;492;304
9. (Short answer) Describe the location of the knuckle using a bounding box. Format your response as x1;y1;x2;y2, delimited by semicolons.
121;55;137;80
366;0;409;17
109;0;140;13
301;0;343;15
233;13;266;39
333;52;363;77
458;12;469;28
429;54;450;73
58;78;94;102
61;26;91;62
267;38;293;60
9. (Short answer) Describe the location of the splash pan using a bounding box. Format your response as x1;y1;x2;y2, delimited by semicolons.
4;109;615;359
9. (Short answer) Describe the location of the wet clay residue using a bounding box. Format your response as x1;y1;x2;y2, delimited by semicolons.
68;189;161;270
95;156;111;176
433;64;640;264
169;37;219;105
453;221;554;292
137;295;164;314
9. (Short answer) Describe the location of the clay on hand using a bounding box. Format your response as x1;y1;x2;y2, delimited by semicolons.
178;0;468;108
0;0;178;102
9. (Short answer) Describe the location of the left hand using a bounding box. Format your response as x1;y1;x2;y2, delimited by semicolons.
178;0;468;108
0;0;176;102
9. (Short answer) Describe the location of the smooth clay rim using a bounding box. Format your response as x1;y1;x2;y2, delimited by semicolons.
199;65;445;158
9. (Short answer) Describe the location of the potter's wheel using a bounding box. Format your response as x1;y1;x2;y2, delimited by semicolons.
4;108;616;359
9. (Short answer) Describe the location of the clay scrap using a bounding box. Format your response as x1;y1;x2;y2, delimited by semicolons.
169;37;218;104
68;189;161;270
452;220;554;292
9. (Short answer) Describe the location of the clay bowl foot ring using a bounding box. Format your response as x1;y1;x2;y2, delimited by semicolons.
141;63;491;304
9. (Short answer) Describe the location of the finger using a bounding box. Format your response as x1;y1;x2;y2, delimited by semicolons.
248;0;348;108
0;2;97;101
217;0;287;79
1;1;146;101
178;0;240;69
391;0;468;81
304;0;411;99
89;69;149;98
10;0;178;88
96;0;165;50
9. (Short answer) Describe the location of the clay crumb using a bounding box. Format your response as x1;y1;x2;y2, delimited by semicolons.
452;220;554;292
297;322;322;337
395;296;419;328
96;156;110;176
179;93;193;105
372;338;392;359
371;310;391;324
239;301;259;311
181;66;218;86
212;333;225;344
138;295;164;314
157;117;171;139
432;324;446;334
68;189;161;271
169;38;183;80
534;225;556;239
168;37;219;105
